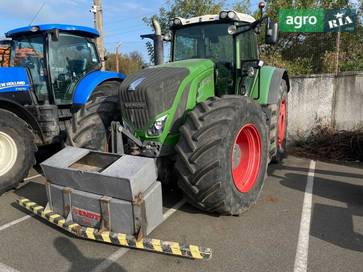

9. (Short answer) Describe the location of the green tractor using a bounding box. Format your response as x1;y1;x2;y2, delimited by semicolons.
68;7;289;215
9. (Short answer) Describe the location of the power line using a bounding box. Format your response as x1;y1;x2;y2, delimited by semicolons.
105;21;148;33
29;2;45;25
104;25;148;36
104;40;146;45
104;27;149;38
103;16;152;32
102;10;158;26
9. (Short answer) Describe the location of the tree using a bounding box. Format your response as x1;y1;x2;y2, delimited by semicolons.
262;0;363;74
105;51;144;75
143;0;362;74
144;0;225;33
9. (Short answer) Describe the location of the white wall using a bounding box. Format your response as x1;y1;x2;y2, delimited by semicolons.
288;71;363;141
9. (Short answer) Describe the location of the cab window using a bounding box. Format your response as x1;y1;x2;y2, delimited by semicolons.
174;23;234;96
14;35;48;102
238;30;258;60
48;33;100;104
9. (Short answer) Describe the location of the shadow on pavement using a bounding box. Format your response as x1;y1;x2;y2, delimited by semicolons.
311;203;363;252
278;171;363;252
274;164;363;180
280;172;363;207
54;237;127;272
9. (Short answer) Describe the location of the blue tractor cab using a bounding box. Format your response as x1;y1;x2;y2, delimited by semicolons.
0;24;126;193
3;24;124;105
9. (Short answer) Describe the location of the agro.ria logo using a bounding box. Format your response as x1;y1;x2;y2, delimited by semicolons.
325;9;356;32
279;9;356;33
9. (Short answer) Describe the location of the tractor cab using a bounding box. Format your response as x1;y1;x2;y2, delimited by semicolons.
0;24;125;190
5;24;101;105
169;10;278;97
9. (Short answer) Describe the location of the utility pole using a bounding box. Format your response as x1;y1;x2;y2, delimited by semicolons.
91;0;105;70
335;31;341;76
115;42;122;73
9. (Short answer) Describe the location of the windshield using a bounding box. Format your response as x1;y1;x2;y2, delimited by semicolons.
49;33;100;104
13;35;48;102
173;23;234;95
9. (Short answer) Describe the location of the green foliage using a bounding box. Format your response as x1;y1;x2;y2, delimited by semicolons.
143;0;225;31
105;51;144;75
143;0;362;74
260;50;314;75
231;0;251;13
264;0;363;74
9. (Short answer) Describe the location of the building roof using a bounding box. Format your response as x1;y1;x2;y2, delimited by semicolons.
6;24;99;38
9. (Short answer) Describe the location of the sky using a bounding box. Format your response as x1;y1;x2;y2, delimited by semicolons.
0;0;261;62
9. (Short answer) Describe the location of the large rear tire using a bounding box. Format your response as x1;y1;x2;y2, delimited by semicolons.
269;80;288;163
66;81;121;151
0;109;36;195
175;96;268;215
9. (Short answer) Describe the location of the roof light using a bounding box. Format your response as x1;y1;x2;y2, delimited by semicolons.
219;11;228;19
30;26;40;32
227;11;236;20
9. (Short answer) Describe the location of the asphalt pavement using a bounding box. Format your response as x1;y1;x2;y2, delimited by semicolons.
0;156;362;272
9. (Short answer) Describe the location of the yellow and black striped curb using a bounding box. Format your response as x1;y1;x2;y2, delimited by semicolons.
16;197;212;260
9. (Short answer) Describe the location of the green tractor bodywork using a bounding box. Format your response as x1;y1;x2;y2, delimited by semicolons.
138;64;289;146
76;10;289;215
121;16;289;151
134;59;215;145
250;66;289;104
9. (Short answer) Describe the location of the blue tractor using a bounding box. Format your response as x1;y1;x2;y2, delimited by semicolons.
0;24;126;194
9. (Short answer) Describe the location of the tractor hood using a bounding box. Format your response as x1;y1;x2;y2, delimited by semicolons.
0;67;31;93
119;59;215;142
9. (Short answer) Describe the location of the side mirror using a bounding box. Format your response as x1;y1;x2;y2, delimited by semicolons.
265;17;279;45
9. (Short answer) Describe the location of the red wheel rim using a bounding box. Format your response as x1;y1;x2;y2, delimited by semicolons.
277;99;287;149
231;124;262;193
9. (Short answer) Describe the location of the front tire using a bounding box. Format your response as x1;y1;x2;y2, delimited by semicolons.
0;109;36;195
175;96;268;215
66;81;121;151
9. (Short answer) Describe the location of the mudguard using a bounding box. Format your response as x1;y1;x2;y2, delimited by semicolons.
72;70;126;105
250;66;290;105
0;98;44;144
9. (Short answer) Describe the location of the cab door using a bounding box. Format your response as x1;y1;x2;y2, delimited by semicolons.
13;35;49;103
235;29;259;95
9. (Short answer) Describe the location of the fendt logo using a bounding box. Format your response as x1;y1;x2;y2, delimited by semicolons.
279;9;356;33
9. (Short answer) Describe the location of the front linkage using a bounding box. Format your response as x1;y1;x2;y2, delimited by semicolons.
17;197;212;260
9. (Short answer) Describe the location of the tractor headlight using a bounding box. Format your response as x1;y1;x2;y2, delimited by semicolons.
147;115;168;136
227;11;236;20
228;25;237;35
219;11;228;19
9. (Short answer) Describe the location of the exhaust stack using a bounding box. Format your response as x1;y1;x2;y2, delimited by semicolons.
140;18;164;65
152;18;164;65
